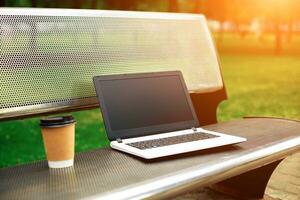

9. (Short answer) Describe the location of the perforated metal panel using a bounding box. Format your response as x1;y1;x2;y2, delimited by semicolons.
0;8;223;119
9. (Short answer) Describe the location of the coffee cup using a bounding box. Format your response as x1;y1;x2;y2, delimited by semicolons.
40;115;76;168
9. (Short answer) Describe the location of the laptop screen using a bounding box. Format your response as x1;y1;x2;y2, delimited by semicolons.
94;71;199;140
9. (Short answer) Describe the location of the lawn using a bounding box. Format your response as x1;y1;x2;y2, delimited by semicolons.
1;34;300;168
218;54;300;121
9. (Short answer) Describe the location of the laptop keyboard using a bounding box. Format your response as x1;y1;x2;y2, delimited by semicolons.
126;132;219;150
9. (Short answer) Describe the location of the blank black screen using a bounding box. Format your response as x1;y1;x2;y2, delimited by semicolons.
99;75;194;131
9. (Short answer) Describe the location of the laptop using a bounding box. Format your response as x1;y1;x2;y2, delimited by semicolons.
93;71;246;159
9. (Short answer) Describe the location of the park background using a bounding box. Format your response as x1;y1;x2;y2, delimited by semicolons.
1;0;299;170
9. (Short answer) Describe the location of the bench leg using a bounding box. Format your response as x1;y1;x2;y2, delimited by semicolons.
210;159;283;199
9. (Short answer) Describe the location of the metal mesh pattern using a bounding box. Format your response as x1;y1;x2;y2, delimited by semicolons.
0;9;223;116
1;118;300;200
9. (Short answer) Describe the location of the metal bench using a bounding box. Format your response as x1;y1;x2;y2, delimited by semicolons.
1;8;299;200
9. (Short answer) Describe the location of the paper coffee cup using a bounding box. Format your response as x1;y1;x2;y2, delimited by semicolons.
40;116;76;168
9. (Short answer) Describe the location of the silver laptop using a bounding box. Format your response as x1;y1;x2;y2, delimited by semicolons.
93;71;246;159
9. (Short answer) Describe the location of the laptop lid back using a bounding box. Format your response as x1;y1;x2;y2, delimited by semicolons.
93;71;199;141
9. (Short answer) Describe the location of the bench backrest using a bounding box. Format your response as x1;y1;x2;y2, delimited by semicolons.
0;8;226;125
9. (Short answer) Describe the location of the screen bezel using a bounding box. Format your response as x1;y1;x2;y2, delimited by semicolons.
93;71;200;141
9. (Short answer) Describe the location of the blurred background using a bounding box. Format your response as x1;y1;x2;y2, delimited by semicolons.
1;0;299;169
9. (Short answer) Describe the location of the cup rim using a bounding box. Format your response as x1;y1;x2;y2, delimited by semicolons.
40;115;76;128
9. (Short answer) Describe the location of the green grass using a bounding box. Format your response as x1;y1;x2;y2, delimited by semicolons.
218;54;300;121
0;109;109;168
1;34;300;168
214;32;300;56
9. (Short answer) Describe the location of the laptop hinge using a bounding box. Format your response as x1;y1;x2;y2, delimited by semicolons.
116;138;123;143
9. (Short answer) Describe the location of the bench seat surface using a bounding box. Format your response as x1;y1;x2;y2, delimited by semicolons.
1;118;300;200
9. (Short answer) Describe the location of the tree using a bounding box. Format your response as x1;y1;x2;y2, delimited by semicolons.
256;0;296;54
201;0;231;44
168;0;178;12
195;0;300;54
104;0;138;11
193;0;206;14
